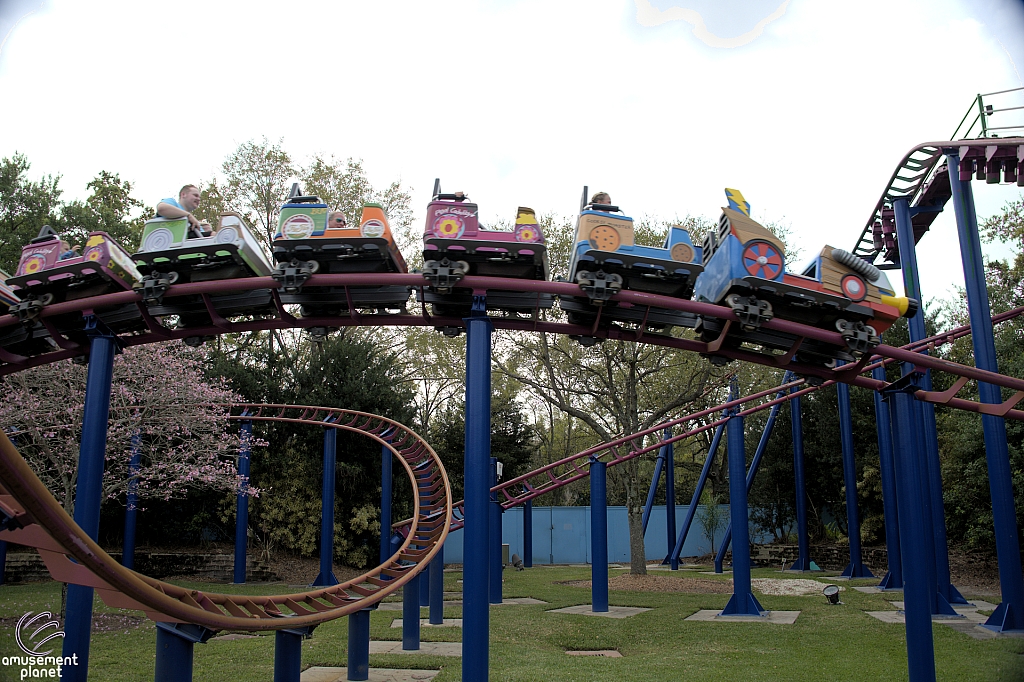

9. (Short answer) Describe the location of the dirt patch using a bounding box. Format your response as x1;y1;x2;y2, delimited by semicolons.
947;548;1001;597
560;574;733;594
751;578;839;596
266;554;366;585
0;613;146;634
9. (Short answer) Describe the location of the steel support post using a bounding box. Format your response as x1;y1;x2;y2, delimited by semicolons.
489;457;502;604
837;373;874;578
720;381;765;617
233;420;253;584
590;458;609;612
380;434;393;566
421;554;431;607
122;431;141;570
641;441;667;536
429;543;445;624
664;429;676;564
62;323;118;681
313;425;339;586
873;365;903;590
523;499;533;567
790;390;812;571
462;299;493;681
715;376;791;573
154;622;214;682
884;381;936;682
274;626;315;682
893;197;963;603
403;571;421;650
670;421;726;568
347;608;371;681
947;152;1024;631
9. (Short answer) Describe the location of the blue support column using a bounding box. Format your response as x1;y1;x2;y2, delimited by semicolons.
489;457;502;604
347;609;371;681
893;196;964;604
715;376;791;573
640;442;667;536
122;430;141;570
380;435;393;565
462;298;493;682
403;572;421;650
155;622;215;682
720;378;765;617
314;425;339;587
590;458;608;612
790;389;812;571
274;626;315;682
234;420;253;584
837;373;874;578
884;379;937;682
62;321;118;682
873;365;903;590
669;421;726;568
947;153;1024;631
523;499;533;568
664;430;676;564
429;544;444;624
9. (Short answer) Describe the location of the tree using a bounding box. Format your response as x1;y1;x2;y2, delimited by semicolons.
0;153;62;272
58;171;149;251
0;344;247;516
220;137;295;250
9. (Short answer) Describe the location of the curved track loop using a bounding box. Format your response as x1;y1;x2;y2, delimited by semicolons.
0;406;451;632
394;304;1024;536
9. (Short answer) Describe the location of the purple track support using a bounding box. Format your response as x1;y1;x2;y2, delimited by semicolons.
429;543;444;624
947;152;1024;631
523;499;533;567
837;369;874;579
489;457;502;604
314;425;339;587
402;572;421;650
715;373;792;573
234;419;252;584
590;458;608;612
462;298;493;681
122;430;141;571
670;421;726;568
893;197;964;604
62;319;119;682
719;378;765;617
884;380;937;682
790;389;812;571
664;429;676;564
872;366;903;590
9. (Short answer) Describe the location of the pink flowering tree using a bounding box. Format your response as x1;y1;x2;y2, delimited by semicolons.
0;343;255;515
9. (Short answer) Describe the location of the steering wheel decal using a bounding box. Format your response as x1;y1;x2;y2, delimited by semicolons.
742;241;783;279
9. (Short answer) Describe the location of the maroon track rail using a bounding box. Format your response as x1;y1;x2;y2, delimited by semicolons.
0;406;451;631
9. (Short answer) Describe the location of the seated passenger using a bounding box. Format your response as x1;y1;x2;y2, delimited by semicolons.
328;211;347;228
590;192;613;209
58;240;80;260
157;185;211;238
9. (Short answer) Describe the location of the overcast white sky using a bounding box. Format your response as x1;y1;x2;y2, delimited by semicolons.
2;0;1023;314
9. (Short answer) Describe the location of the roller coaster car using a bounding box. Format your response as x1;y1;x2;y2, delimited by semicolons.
693;188;918;366
134;212;276;326
420;178;552;316
0;269;54;359
5;227;145;337
560;186;704;331
272;188;411;314
0;269;19;314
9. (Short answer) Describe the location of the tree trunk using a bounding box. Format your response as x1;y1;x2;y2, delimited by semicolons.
624;461;647;575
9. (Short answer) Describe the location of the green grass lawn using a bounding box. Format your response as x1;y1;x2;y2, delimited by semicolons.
1;567;1022;681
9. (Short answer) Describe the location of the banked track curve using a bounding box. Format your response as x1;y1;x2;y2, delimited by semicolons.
0;405;451;631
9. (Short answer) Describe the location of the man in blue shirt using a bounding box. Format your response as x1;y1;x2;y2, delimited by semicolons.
157;185;210;237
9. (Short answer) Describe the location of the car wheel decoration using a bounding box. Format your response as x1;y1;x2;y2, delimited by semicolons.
742;241;783;279
841;274;867;301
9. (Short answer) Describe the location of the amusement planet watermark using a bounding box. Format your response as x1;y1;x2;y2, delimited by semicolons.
3;612;78;679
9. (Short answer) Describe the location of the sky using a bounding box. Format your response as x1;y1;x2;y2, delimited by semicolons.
1;0;1023;314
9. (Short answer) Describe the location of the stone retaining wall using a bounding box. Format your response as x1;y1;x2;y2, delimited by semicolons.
0;550;275;584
